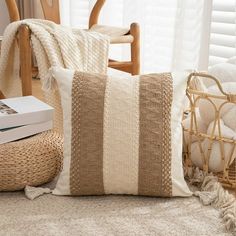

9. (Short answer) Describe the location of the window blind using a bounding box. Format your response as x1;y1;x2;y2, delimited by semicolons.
209;0;236;66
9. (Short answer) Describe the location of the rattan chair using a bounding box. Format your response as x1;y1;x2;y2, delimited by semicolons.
1;0;140;99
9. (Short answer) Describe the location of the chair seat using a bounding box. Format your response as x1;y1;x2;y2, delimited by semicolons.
89;24;134;44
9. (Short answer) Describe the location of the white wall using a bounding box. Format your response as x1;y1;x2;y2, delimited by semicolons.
0;1;10;35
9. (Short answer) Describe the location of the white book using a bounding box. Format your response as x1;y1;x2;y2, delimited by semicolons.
0;120;53;144
0;96;53;129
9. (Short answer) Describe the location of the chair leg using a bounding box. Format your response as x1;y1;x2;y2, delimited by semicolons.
19;25;32;96
130;23;140;75
0;90;5;99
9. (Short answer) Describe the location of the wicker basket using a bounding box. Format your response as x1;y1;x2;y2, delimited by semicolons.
183;72;236;189
0;131;63;191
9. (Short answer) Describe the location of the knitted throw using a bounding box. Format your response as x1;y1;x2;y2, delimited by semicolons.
0;19;109;132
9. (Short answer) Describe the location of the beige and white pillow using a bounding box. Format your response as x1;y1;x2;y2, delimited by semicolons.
51;67;191;197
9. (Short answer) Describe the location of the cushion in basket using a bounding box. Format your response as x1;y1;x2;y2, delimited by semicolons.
51;67;191;197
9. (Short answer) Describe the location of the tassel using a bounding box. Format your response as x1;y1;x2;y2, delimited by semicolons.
189;167;206;185
41;67;58;92
194;190;218;205
189;167;236;232
24;186;52;200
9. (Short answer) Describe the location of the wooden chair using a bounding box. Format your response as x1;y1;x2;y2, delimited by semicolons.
1;0;140;98
41;0;140;75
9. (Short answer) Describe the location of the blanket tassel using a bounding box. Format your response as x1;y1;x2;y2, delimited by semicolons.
189;168;236;232
41;67;57;92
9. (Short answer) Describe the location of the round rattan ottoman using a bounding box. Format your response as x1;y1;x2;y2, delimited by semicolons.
0;131;63;191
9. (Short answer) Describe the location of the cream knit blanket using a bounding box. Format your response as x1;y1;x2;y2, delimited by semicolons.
0;19;109;131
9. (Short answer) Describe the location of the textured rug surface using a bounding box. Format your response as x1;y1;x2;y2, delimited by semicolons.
0;192;233;236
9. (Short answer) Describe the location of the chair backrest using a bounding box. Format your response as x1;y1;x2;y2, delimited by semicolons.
40;0;60;24
41;0;107;28
5;0;106;28
5;0;60;23
5;0;20;22
89;0;106;28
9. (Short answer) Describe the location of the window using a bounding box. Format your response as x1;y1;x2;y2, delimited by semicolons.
209;0;236;66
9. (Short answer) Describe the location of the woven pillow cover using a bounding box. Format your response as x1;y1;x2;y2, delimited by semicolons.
51;67;191;197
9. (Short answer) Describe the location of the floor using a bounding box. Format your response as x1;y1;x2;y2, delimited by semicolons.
0;191;233;236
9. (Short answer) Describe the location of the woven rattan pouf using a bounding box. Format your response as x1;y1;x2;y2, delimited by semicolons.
0;131;63;191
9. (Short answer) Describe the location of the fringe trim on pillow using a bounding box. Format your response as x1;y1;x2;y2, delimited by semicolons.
188;167;236;232
24;186;52;200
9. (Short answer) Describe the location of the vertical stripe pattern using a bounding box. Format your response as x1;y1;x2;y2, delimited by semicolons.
138;74;173;196
103;75;140;194
68;72;173;197
70;72;107;195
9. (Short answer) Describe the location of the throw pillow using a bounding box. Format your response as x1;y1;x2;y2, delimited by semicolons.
51;67;191;197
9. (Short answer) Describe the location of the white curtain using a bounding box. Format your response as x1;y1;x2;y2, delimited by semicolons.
60;0;213;73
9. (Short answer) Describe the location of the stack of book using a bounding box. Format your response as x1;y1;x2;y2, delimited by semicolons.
0;96;54;144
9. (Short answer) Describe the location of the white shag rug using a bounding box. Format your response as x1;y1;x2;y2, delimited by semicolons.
0;191;234;236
